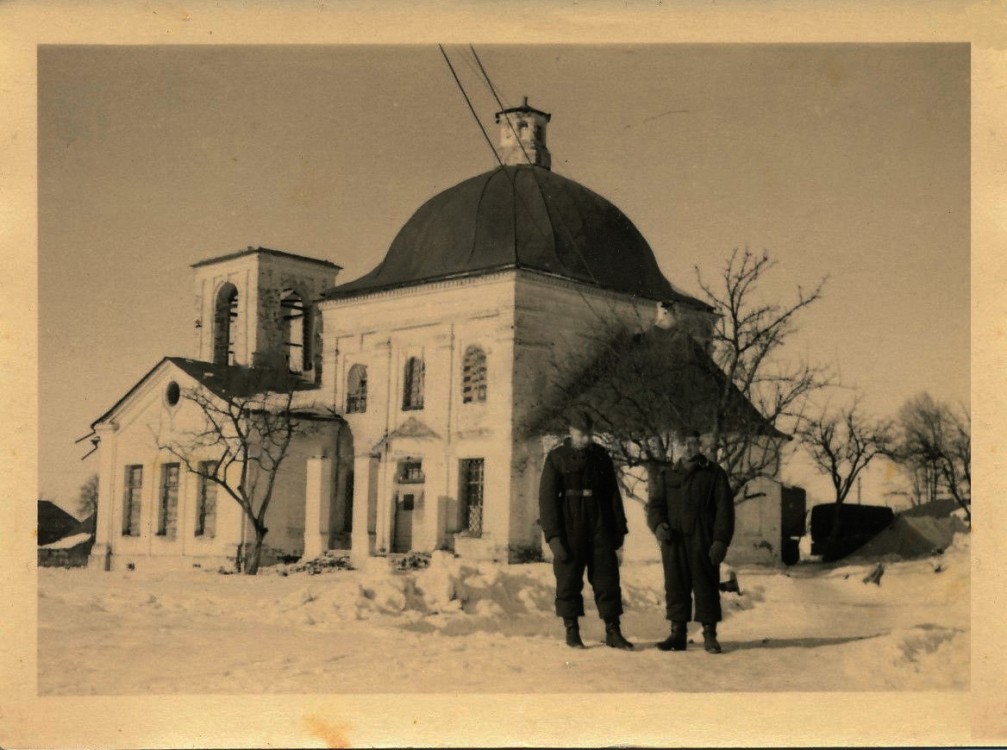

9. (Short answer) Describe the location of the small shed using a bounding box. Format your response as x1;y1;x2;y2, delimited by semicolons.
726;477;807;566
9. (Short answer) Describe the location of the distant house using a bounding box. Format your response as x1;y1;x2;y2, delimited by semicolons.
37;501;79;546
38;502;96;567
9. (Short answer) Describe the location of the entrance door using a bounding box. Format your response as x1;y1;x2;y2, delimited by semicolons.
392;492;415;552
391;459;424;553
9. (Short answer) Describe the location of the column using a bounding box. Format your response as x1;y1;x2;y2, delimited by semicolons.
89;422;119;569
374;453;396;555
350;453;378;567
303;455;333;559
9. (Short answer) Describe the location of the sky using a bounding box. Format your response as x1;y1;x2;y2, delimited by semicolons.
38;44;970;514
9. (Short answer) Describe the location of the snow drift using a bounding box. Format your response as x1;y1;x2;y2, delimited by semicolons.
38;533;969;694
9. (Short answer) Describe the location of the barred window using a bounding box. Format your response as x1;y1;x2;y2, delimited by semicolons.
346;364;368;414
121;465;143;537
213;283;238;365
157;463;180;539
462;345;487;404
460;458;485;537
195;462;217;538
402;356;424;411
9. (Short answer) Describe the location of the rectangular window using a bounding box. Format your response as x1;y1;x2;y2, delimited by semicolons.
157;463;180;539
346;364;368;413
462;346;488;404
459;458;485;537
195;461;218;538
121;465;143;537
397;460;425;484
402;357;425;411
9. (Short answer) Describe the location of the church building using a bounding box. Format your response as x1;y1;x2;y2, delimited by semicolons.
87;100;733;571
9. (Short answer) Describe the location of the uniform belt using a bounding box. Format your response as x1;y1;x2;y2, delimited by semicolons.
564;489;594;497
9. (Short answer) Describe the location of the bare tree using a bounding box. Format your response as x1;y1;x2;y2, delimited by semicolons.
696;248;830;497
535;247;828;503
155;367;336;574
892;393;971;520
539;323;733;495
76;473;99;518
797;399;894;505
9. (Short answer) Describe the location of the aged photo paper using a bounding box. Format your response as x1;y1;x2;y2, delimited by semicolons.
1;2;1007;744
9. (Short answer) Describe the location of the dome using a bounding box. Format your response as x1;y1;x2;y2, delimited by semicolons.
323;164;705;306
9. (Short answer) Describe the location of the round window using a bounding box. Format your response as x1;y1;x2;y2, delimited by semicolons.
166;381;181;406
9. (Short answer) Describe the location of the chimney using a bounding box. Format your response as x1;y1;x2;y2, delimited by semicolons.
494;97;552;169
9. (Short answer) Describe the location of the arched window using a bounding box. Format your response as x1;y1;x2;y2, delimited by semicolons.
213;283;238;365
346;364;368;414
462;345;487;404
281;289;311;373
402;356;424;411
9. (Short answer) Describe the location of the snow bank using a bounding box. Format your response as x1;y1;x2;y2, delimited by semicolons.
849;515;969;561
38;535;970;694
39;532;92;550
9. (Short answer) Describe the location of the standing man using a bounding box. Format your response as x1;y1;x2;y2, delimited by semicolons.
647;429;734;653
539;410;634;650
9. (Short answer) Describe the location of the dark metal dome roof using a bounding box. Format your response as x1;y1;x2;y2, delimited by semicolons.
322;165;705;306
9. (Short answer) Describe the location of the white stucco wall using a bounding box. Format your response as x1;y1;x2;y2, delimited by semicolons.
92;364;245;570
320;268;715;561
90;361;341;571
321;271;519;560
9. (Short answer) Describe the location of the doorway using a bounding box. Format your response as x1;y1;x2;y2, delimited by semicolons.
391;458;424;553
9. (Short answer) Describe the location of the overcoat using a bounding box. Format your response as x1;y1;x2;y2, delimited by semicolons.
647;455;734;547
539;439;628;548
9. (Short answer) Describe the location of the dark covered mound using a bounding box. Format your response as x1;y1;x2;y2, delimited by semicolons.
847;514;969;561
810;503;896;561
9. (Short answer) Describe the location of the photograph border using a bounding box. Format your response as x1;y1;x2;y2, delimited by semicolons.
2;2;1004;746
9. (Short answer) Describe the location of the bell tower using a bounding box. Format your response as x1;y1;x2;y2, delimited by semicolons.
494;97;552;170
190;246;341;377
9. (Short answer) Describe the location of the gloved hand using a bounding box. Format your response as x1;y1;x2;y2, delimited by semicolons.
613;531;625;551
709;540;728;565
548;536;570;563
654;523;673;543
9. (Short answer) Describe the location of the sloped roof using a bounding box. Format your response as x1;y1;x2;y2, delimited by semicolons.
526;324;787;440
322;165;710;308
191;246;341;270
71;513;96;536
167;358;320;400
90;357;322;429
38;501;80;546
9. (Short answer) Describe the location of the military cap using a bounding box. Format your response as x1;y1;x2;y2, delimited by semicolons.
567;409;595;432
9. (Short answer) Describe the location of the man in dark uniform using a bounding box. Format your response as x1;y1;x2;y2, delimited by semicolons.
539;410;634;650
647;430;734;653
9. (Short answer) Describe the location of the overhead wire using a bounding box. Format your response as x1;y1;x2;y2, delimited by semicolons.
438;44;558;257
465;44;611;302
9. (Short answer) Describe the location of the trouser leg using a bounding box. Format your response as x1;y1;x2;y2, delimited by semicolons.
660;537;693;622
553;553;587;618
587;542;623;621
689;534;722;623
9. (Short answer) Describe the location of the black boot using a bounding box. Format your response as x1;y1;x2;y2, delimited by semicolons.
564;617;586;649
657;621;688;652
702;623;722;654
604;618;634;650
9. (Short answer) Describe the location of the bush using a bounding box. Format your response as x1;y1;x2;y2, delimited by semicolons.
393;551;432;571
508;543;544;564
282;552;354;576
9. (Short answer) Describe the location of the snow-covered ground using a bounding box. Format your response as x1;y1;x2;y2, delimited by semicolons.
38;534;969;695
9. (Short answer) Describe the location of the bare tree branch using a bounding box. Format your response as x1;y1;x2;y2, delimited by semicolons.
154;367;336;573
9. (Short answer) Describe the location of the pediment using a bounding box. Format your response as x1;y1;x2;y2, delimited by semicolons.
387;416;441;441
